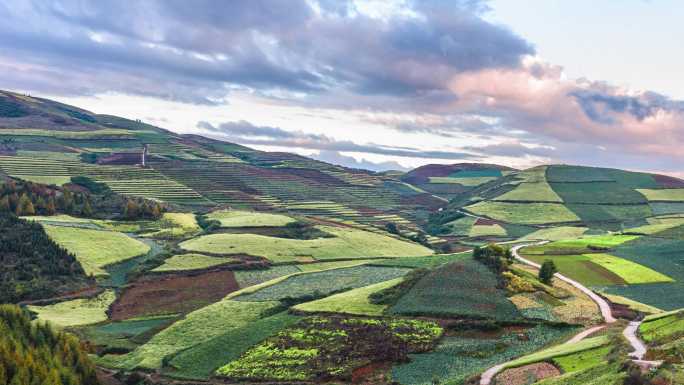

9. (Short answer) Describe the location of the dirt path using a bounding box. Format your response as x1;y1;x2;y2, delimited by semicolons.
511;243;617;324
480;242;617;385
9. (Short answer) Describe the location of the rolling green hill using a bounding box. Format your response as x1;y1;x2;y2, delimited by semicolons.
432;165;684;238
0;90;444;239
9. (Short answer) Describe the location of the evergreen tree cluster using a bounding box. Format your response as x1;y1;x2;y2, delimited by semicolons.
0;212;90;304
0;177;164;220
472;243;514;274
0;305;99;385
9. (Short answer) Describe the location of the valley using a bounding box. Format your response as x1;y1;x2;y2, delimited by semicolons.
2;90;684;385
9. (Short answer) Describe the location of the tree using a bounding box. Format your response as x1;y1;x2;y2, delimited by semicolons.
16;194;34;216
123;199;139;219
0;196;9;212
45;197;56;215
539;260;557;285
385;222;399;234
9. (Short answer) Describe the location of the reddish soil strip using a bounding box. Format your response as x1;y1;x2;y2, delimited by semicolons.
109;270;239;321
475;217;500;226
494;362;561;385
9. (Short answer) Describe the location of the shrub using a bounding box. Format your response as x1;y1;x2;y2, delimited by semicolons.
539;260;558;285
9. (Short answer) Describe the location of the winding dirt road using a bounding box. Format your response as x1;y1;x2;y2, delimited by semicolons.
479;242;622;385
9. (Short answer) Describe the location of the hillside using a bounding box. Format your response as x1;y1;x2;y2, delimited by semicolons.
0;90;444;239
3;91;684;385
429;165;684;242
401;163;517;200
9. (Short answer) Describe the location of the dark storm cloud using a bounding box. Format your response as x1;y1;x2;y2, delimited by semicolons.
0;0;533;105
198;120;480;161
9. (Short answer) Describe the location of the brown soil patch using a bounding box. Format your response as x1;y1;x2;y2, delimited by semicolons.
495;362;561;385
351;362;392;384
475;217;500;226
109;270;239;321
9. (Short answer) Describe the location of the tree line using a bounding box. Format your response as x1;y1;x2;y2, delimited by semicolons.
0;304;99;385
0;212;90;304
0;177;164;220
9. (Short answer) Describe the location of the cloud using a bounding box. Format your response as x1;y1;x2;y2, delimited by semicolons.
312;150;409;172
197;120;480;161
0;0;532;105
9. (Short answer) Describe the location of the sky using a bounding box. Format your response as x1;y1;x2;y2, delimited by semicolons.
0;0;682;176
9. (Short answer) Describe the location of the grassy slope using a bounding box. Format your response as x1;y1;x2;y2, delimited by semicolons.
292;277;403;316
179;225;432;263
28;290;116;327
44;225;150;276
152;254;239;272
206;210;296;227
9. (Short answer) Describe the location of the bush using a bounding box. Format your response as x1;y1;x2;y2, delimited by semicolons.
539;260;558;285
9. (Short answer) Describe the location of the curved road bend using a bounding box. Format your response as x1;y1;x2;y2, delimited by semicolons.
480;242;618;385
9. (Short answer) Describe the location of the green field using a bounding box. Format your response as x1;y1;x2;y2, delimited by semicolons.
465;201;580;224
468;223;507;237
43;225;151;276
166;312;302;380
493;181;563;202
206;209;296;227
28;290;116;327
587;253;673;284
553;345;612;373
503;335;610;369
234;265;409;302
429;176;497;186
521;226;588;241
152;254;239;272
637;189;684;201
292;278;403;316
102;300;280;370
179;225;432;263
389;258;521;321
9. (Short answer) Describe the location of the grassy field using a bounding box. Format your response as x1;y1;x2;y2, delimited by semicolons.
28;290;116;327
102;300;280;370
292;278;403;316
552;345;612;373
429;176;497;186
179;225;433;263
503;335;610;369
523;254;626;286
587;253;673;284
493;181;563;202
206;210;296;227
465;201;580;224
637;189;684;201
295;259;380;272
165;312;302;380
640;310;684;343
389;258;521;321
520;226;588;241
234;265;409;302
43;225;150;276
370;252;470;269
234;266;302;288
152;254;239;272
468;223;507;237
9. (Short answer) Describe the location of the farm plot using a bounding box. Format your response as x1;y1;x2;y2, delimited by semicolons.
101;300;280;370
520;227;588;241
28;290;116;328
444;216;477;236
292;278;403;316
152;254;240;272
75;315;177;354
522;235;638;255
637;188;684;201
234;265;302;288
650;202;684;215
233;265;409;302
602;237;684;310
388;258;521;321
392;324;575;385
429;176;497;186
43;225;150;277
108;269;240;320
545;165;658;187
179;225;433;263
640;310;684;343
493;181;563;202
206;209;296;227
165;312;302;380
465;201;580;224
564;203;653;224
549;182;647;204
216;316;442;382
371;252;470;269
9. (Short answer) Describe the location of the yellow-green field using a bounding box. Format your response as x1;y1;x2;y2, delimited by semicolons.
637;189;684;201
152;254;239;272
292;278;403;316
179;225;433;263
28;290;116;328
206;210;296;227
466;201;580;224
44;225;151;276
